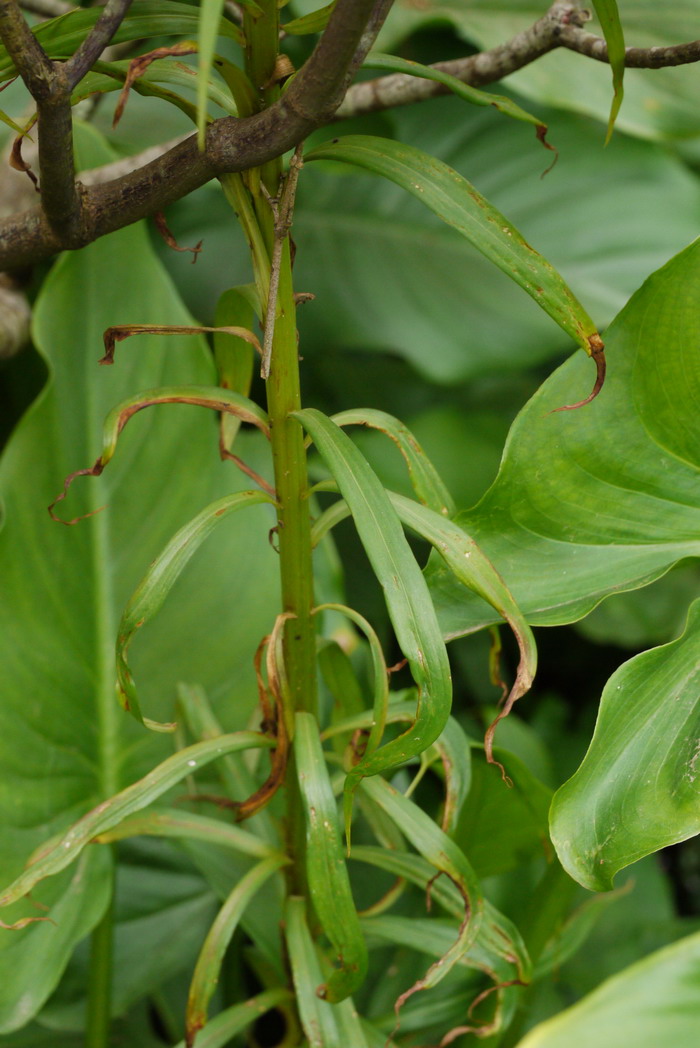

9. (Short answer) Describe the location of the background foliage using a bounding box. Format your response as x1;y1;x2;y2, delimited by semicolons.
0;1;699;1046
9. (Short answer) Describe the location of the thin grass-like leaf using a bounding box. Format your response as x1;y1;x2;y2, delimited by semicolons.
295;711;368;1002
364;52;555;152
0;2;244;82
305;136;605;404
283;0;336;35
215;287;258;452
285;896;348;1048
174;988;293;1048
315;603;389;761
592;0;626;143
360;774;484;1008
116;491;274;730
331;407;454;516
0;733;274;909
389;493;536;771
197;0;225;147
93;805;278;860
185;853;289;1046
293;409;452;828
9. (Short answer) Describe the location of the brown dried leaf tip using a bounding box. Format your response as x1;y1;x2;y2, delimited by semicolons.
113;43;198;127
9;134;38;192
48;462;106;525
154;211;203;264
551;333;606;414
536;123;559;177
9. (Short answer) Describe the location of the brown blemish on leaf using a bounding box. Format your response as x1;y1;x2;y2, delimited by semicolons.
153;210;203;263
113;43;198;128
551;334;606;413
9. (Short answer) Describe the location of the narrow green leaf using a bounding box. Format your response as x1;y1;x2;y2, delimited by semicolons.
0;2;244;82
517;931;700;1048
285;896;356;1048
197;0;226;148
186;853;289;1046
294;711;368;1003
116;491;274;730
316;603;389;761
215;287;258;451
173;988;293;1048
294;409;452;812
359;776;485;1003
551;599;700;892
592;0;626;143
364;51;553;143
389;492;536;764
331;408;455;517
283;0;336;35
0;733;274;908
93;805;277;859
305;136;603;364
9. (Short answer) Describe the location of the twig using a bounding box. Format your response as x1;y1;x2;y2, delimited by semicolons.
19;0;71;17
260;143;304;380
62;0;133;90
3;0;700;268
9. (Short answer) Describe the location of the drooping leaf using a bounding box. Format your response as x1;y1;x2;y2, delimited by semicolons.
427;239;700;637
294;409;452;805
283;0;336;35
186;853;289;1045
175;988;293;1048
305;134;604;386
116;491;274;730
94;806;277;859
517;931;700;1048
0;733;274;909
364;51;553;143
330;407;455;516
550;599;700;892
294;711;368;1003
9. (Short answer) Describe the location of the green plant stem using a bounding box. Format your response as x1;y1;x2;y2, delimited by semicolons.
85;856;116;1048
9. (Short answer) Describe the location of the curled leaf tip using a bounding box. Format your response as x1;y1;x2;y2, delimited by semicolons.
0;915;56;930
536;124;559;177
48;462;106;524
550;334;606;413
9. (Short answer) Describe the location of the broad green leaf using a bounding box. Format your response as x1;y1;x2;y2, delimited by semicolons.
294;712;368;1003
294;409;452;801
0;733;273;908
186;853;289;1044
0;851;111;1033
116;491;274;730
305;135;603;366
330;408;455;516
0;2;244;82
284;896;360;1048
427;239;700;637
0;124;279;1023
364;51;552;141
550;600;700;892
376;1;700;141
591;1;626;142
517;931;700;1048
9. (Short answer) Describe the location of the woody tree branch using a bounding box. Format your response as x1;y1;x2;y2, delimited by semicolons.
1;0;700;269
0;0;132;241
